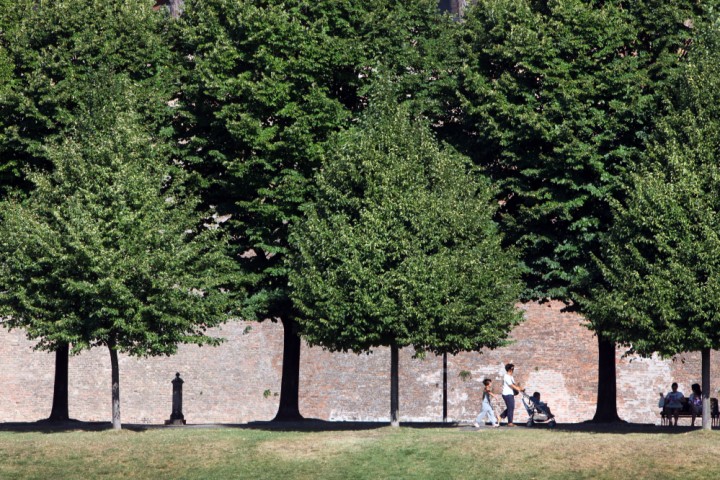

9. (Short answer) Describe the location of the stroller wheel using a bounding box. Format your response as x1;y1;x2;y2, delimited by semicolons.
526;419;533;427
549;419;556;428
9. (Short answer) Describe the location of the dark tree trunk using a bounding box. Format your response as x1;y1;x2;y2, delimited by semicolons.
591;333;622;423
442;352;448;423
272;317;304;421
48;343;69;421
390;344;399;427
701;348;711;431
109;346;121;430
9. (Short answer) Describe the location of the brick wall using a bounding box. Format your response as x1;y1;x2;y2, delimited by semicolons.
1;301;717;425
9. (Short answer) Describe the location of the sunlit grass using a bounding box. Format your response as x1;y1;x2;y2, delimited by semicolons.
0;425;718;479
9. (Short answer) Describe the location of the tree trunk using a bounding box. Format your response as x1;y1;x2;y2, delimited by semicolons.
701;348;711;431
390;344;399;427
168;0;184;18
272;317;304;421
109;346;121;430
442;352;447;423
48;343;69;421
591;333;622;423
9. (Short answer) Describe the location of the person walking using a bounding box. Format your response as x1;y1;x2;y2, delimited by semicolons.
499;363;523;427
473;378;499;428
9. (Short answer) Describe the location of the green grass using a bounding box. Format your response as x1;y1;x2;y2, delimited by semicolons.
0;425;718;479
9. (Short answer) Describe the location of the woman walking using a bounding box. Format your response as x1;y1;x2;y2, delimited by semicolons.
499;363;524;427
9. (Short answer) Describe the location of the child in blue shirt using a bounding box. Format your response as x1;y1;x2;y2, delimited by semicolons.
473;378;499;428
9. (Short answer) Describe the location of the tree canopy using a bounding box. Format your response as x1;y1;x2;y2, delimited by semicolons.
0;0;176;196
177;0;459;320
458;0;708;304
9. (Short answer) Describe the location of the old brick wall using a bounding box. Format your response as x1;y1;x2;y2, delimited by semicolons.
1;301;718;425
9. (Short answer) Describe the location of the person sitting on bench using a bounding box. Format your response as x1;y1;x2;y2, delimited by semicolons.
687;383;703;427
662;382;685;426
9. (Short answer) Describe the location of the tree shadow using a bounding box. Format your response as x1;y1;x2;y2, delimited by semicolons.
163;419;464;432
0;418;710;435
0;419;149;434
183;420;716;434
239;419;444;432
0;418;390;434
553;421;715;434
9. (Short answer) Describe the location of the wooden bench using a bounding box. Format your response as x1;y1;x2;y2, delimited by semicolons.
660;398;720;426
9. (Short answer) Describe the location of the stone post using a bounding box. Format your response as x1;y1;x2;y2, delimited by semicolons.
165;372;187;425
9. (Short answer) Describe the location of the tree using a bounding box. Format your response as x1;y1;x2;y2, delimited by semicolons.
0;76;239;430
176;0;460;421
289;97;523;426
457;0;715;422
588;28;720;430
0;0;178;422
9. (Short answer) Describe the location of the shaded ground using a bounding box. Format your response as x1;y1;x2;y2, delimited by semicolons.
0;418;711;434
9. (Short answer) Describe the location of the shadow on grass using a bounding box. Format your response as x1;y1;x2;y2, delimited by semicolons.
241;419;461;432
0;418;713;435
553;421;716;434
239;420;716;434
0;418;461;434
0;419;149;434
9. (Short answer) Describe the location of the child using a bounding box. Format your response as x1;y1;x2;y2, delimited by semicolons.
531;392;554;419
474;378;500;428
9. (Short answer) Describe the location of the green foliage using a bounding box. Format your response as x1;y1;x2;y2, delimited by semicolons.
0;0;176;196
458;0;714;313
176;0;460;322
588;28;720;355
0;76;239;357
290;97;523;355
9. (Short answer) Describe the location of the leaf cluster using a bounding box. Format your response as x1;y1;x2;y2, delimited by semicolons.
176;0;460;321
0;77;240;357
0;0;176;196
290;97;523;355
457;0;713;305
588;27;720;355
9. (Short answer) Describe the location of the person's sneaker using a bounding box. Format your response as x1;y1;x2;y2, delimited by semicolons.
507;423;517;427
473;422;480;428
492;424;499;428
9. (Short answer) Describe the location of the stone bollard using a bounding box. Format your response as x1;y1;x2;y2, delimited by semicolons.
165;372;187;425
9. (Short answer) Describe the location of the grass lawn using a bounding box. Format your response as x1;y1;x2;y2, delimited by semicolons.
0;423;717;479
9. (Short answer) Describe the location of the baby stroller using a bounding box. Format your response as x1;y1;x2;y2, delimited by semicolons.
521;392;556;427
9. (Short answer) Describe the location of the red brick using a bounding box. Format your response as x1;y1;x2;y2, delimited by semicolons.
0;301;715;425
